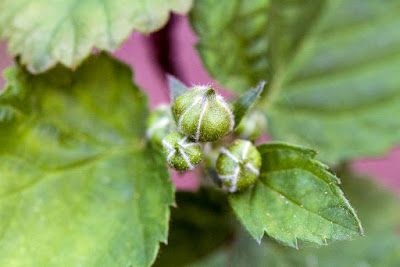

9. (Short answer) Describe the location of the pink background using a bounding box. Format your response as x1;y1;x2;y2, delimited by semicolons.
1;16;399;193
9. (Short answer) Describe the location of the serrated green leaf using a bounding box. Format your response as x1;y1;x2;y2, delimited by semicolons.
168;75;188;103
0;54;174;267
0;0;193;73
190;0;400;164
229;142;363;248
192;174;400;267
154;187;235;267
232;81;265;128
189;0;271;93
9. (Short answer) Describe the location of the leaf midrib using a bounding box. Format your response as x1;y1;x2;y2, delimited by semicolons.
257;176;361;235
274;92;400;116
0;142;144;200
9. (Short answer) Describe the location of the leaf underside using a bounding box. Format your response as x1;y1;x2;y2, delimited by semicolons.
190;0;400;164
229;142;363;248
0;54;174;266
0;0;193;73
266;0;400;164
189;0;270;93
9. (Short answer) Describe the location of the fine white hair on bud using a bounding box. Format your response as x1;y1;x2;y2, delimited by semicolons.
216;140;261;192
162;132;202;171
174;85;234;142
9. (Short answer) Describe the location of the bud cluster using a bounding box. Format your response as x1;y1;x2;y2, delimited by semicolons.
146;83;263;193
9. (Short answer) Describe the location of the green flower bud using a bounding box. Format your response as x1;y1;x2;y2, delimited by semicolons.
216;140;261;192
162;132;202;171
147;105;175;147
234;111;267;142
174;85;234;142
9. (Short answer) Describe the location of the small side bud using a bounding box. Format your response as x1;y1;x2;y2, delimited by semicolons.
234;111;267;142
162;132;202;171
216;140;261;192
174;85;234;142
147;105;175;147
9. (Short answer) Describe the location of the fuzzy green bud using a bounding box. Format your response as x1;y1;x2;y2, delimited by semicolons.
162;132;202;171
216;140;261;192
234;111;267;142
174;85;234;142
147;105;175;147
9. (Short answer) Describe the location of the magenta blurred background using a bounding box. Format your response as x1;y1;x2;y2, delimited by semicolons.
1;15;398;192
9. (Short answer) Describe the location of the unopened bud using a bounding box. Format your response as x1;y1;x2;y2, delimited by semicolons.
162;132;202;171
174;86;234;142
216;140;261;192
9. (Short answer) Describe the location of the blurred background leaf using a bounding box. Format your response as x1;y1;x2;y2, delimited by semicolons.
190;0;270;92
190;0;400;165
0;0;193;73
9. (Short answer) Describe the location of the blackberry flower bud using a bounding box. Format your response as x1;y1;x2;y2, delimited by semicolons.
216;140;261;192
146;105;175;147
174;86;234;142
234;111;267;142
162;132;202;171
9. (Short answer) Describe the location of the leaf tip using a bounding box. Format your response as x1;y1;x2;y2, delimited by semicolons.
166;73;177;83
167;75;188;102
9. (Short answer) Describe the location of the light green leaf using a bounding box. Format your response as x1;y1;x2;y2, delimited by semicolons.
0;54;174;267
192;174;400;267
154;187;235;267
190;0;400;164
0;0;193;73
229;142;363;248
189;0;270;92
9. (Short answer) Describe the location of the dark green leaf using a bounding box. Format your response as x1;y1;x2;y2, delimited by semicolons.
0;54;174;266
168;75;188;103
192;174;400;267
229;142;363;248
0;0;193;73
154;187;235;267
232;81;265;128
